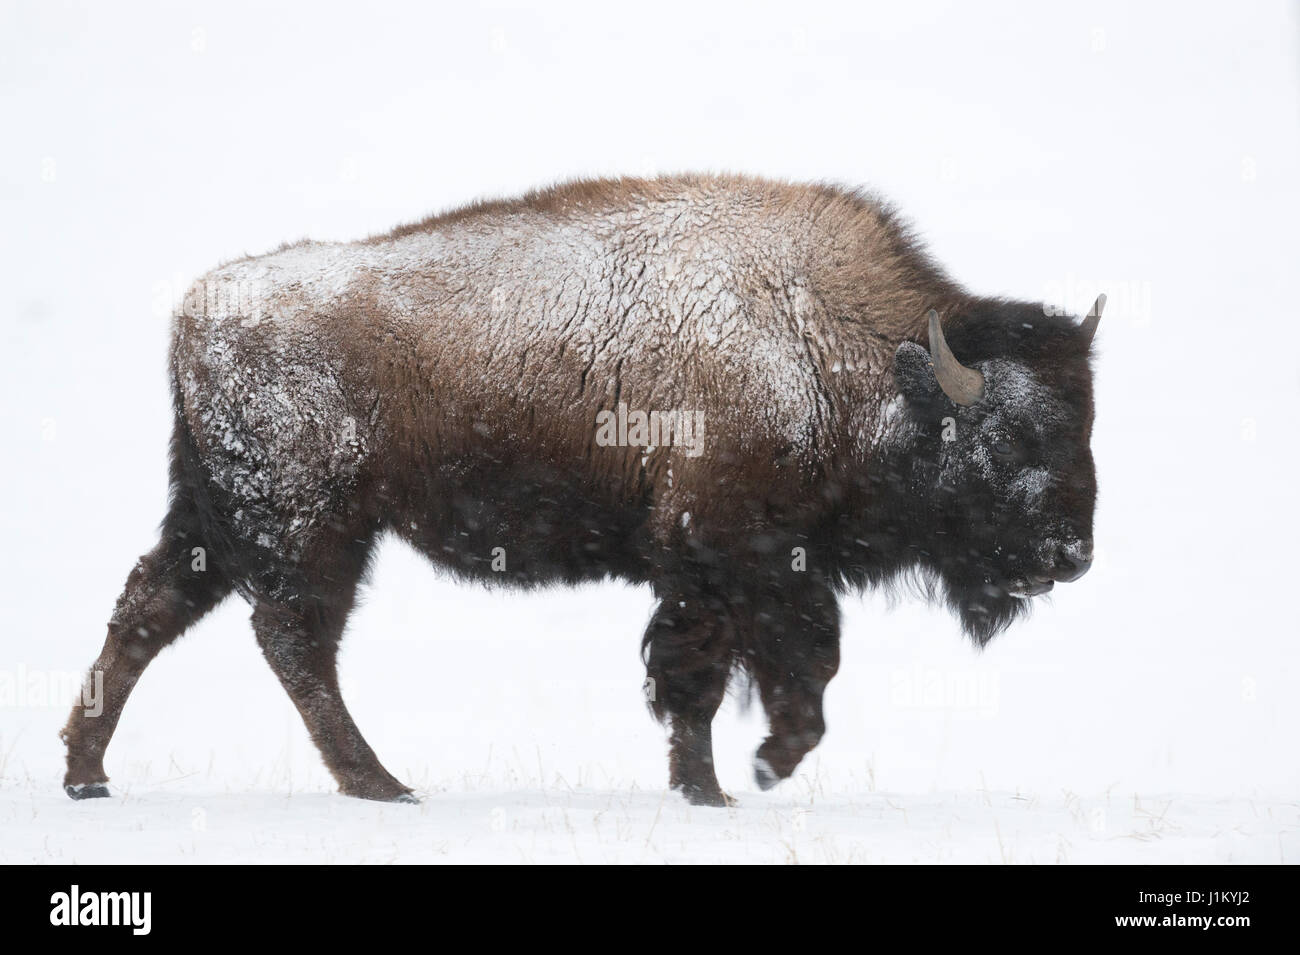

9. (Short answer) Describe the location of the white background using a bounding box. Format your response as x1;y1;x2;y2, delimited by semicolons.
2;0;1297;862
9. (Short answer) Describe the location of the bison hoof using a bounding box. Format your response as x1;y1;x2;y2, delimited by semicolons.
65;782;111;801
678;785;737;808
341;785;420;804
753;756;782;791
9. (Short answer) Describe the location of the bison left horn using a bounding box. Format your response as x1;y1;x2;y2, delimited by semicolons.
927;309;985;406
1079;293;1105;343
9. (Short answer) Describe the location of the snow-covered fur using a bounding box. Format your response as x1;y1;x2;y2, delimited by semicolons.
62;174;1098;806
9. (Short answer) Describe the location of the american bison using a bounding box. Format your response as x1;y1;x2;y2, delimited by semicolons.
62;175;1100;806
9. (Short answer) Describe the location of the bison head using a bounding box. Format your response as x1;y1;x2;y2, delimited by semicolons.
893;297;1102;644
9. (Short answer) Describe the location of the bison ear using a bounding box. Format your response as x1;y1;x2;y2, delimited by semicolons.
894;341;945;416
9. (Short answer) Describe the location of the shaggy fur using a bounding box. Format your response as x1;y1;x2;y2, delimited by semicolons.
61;174;1098;806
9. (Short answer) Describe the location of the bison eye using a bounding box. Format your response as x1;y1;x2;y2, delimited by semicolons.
992;440;1016;459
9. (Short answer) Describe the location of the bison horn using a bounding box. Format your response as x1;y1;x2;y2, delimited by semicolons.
1079;293;1105;343
927;309;985;406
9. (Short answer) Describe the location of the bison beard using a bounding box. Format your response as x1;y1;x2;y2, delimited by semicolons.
61;174;1098;806
945;562;1032;647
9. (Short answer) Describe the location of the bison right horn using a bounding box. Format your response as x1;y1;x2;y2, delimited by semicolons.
1079;293;1105;343
927;309;985;406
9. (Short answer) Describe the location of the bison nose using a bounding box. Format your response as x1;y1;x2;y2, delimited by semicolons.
1051;541;1093;583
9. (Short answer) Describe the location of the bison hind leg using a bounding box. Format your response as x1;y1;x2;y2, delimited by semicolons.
244;523;416;804
61;510;233;798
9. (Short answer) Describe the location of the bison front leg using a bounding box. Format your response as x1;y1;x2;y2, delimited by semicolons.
750;579;841;791
642;590;736;807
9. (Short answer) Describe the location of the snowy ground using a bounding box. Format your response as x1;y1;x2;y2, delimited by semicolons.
2;1;1299;863
9;783;1295;865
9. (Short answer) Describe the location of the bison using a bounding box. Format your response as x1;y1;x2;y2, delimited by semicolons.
62;175;1100;806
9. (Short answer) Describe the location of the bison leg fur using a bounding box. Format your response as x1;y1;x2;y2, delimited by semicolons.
239;527;410;805
250;604;415;803
749;581;841;791
61;526;231;798
643;589;737;807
